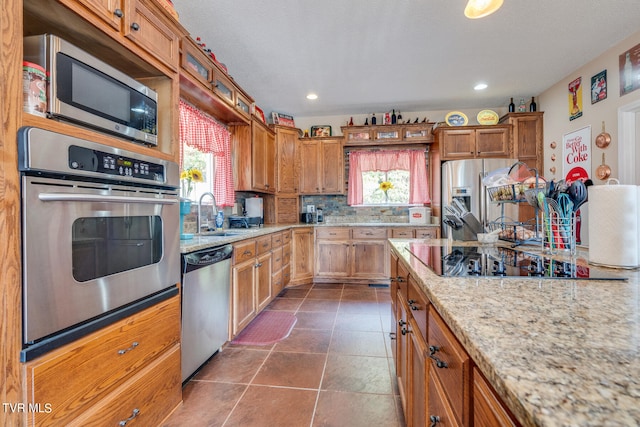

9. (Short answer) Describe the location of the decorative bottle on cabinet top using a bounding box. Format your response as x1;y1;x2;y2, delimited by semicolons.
518;98;526;112
530;97;537;112
371;113;377;125
508;98;515;112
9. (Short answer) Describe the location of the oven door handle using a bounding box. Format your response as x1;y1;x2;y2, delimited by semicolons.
38;193;179;205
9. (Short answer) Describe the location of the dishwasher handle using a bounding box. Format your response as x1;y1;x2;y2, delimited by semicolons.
183;245;233;273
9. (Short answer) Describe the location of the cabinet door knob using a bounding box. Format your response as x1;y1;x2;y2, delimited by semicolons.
429;415;441;427
114;8;123;17
131;22;140;31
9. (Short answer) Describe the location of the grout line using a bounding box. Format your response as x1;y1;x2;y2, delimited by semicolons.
308;283;341;427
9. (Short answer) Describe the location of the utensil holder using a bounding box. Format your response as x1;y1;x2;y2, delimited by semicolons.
540;209;576;255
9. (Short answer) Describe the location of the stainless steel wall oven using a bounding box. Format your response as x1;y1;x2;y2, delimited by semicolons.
18;127;180;361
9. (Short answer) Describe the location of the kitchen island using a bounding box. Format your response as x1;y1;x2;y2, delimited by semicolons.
390;239;640;426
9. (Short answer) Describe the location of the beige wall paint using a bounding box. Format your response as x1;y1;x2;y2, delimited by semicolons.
539;30;640;183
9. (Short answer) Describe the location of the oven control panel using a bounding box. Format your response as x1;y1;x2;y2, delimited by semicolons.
68;145;165;183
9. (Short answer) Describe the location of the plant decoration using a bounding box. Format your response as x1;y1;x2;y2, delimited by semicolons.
378;180;394;201
180;167;203;199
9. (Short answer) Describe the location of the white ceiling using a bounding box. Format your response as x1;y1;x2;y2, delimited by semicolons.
172;0;640;118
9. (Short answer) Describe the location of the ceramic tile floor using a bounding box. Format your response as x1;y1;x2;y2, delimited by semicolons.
163;283;405;427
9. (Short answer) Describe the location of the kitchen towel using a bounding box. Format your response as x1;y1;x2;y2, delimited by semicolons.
588;180;640;268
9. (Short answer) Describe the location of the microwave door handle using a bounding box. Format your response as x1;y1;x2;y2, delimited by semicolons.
38;193;179;205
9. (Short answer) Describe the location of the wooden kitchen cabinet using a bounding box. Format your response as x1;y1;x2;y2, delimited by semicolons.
500;112;544;223
299;137;344;195
315;227;389;284
473;367;518;427
342;123;434;145
23;295;181;426
252;118;277;193
264;194;300;224
428;308;471;426
273;125;300;194
435;125;511;160
232;237;273;335
290;227;315;285
123;0;180;72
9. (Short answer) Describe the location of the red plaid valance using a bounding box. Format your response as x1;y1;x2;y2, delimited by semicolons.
179;101;235;207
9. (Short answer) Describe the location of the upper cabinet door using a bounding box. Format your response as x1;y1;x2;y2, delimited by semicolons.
180;38;212;89
212;69;235;107
124;0;179;72
73;0;124;30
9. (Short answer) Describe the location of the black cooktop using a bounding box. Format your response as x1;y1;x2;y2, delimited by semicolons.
407;243;626;281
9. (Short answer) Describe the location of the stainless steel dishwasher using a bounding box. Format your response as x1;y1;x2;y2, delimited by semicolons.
181;244;233;382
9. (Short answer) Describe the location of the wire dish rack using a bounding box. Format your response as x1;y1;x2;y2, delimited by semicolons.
487;216;539;246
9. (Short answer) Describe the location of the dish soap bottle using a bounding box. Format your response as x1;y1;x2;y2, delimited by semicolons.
215;210;224;231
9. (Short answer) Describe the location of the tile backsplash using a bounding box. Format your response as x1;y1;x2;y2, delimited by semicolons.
301;195;411;223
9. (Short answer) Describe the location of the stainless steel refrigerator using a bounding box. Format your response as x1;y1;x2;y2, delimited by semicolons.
441;158;519;239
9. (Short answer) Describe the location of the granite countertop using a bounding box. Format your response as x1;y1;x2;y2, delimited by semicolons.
180;222;439;253
390;239;640;427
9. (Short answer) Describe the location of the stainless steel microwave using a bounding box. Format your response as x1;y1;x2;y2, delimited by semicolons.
23;34;158;146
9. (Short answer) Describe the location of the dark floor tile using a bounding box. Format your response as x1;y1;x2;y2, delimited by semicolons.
224;385;317;427
274;328;332;353
298;298;341;313
194;347;269;384
312;283;344;290
278;287;311;299
334;312;383;332
338;300;382;315
252;351;326;389
321;354;393;394
294;311;337;330
162;381;247;427
330;330;387;357
342;288;378;301
313;390;400;427
307;288;343;300
265;297;303;311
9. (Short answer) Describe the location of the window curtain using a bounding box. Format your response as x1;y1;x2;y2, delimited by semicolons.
179;100;235;207
347;149;430;205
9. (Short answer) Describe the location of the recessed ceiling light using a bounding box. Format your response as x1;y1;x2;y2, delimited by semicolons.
306;93;318;100
474;83;488;91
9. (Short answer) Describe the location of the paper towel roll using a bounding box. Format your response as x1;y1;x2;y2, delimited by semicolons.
588;181;639;268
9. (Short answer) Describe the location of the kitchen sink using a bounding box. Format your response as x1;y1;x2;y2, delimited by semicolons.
201;230;247;237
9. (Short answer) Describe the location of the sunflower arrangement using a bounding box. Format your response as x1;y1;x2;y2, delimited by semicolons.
180;167;204;199
379;180;394;196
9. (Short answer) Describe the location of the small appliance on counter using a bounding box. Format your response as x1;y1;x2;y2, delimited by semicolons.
228;216;262;228
300;212;314;224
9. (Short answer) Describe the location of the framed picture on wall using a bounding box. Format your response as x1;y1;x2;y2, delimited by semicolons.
310;125;332;137
590;70;607;104
620;42;640;96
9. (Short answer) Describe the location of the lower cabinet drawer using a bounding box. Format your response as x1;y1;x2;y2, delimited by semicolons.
391;228;414;238
282;264;291;286
415;228;438;239
316;227;350;240
352;227;388;239
25;296;180;426
407;276;429;339
272;246;283;272
282;242;291;265
256;235;273;255
234;240;256;264
428;309;471;426
69;344;182;426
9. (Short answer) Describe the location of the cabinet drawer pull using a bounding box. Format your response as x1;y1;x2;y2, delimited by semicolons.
396;276;405;282
398;320;407;327
255;262;263;268
429;415;441;427
243;250;252;255
389;332;396;340
428;345;448;368
117;341;139;355
130;22;140;31
401;327;410;335
119;408;140;426
114;8;123;17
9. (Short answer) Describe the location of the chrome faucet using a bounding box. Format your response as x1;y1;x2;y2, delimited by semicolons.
197;192;218;233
